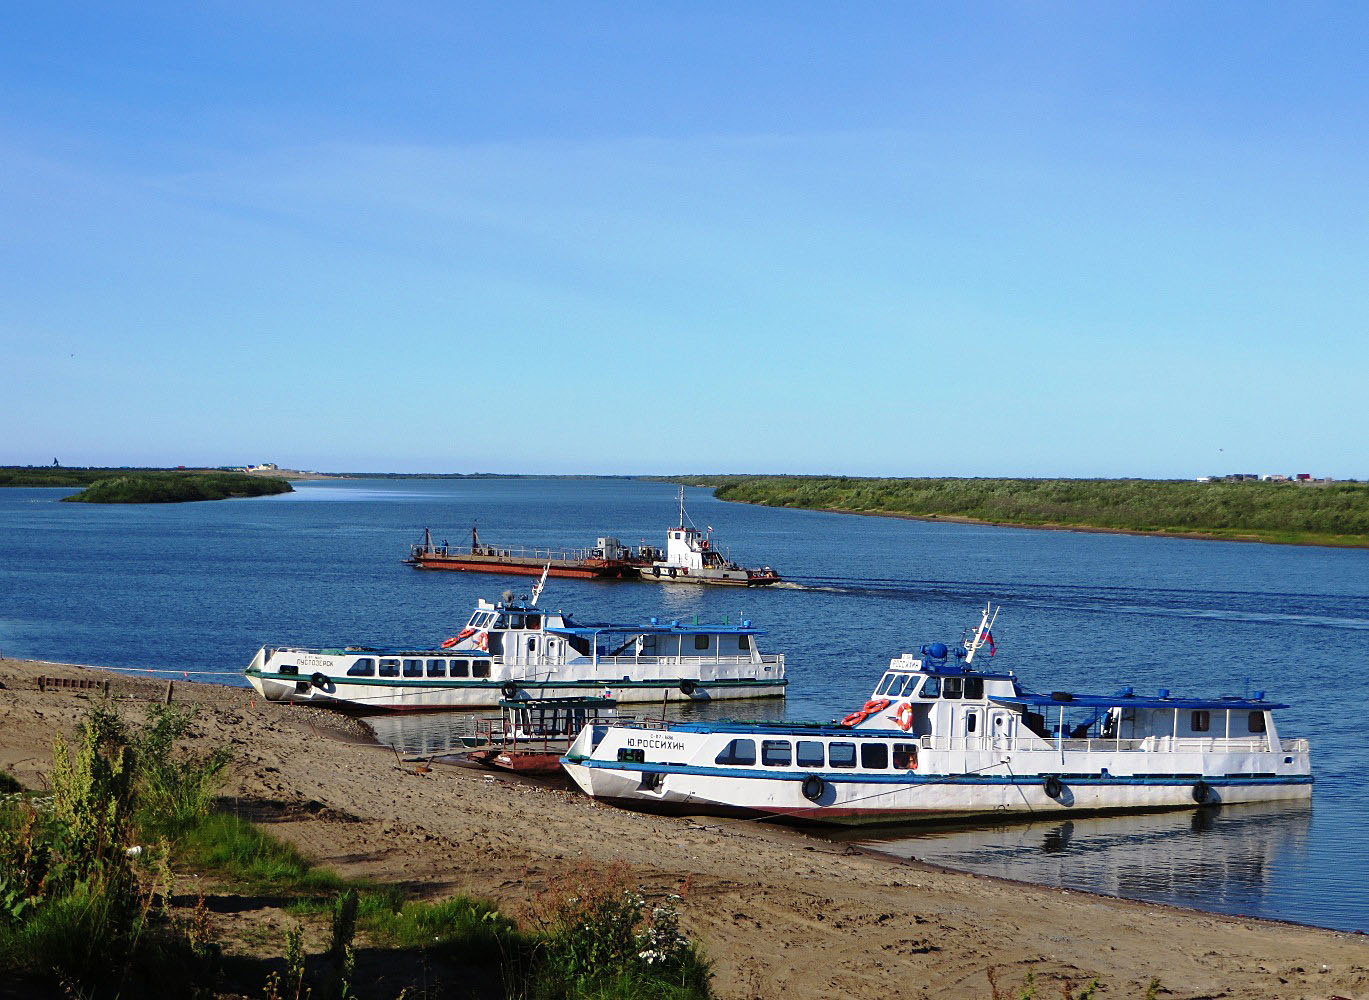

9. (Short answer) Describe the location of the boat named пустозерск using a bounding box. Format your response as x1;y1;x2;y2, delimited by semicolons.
561;605;1312;825
245;578;786;711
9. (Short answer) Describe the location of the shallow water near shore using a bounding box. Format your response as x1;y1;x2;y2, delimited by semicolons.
1;477;1366;930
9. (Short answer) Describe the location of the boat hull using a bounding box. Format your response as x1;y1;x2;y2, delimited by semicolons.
409;553;632;579
636;565;780;586
561;758;1313;826
245;663;785;711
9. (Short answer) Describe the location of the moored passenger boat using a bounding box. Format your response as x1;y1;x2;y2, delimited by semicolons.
561;605;1312;825
245;576;786;711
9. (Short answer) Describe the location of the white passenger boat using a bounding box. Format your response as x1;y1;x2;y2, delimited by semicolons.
635;487;780;586
244;575;786;711
562;605;1312;825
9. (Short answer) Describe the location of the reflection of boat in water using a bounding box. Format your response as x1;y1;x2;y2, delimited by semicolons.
563;604;1312;824
842;801;1313;918
245;573;786;710
634;487;781;586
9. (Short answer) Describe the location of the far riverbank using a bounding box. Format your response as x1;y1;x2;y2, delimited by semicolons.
667;476;1369;549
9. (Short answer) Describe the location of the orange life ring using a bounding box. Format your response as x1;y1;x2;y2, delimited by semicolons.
841;710;867;727
893;701;914;732
440;637;459;649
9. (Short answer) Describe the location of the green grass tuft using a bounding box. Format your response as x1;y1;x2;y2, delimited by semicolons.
177;812;345;893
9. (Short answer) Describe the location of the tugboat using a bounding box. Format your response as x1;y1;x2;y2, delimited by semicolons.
634;487;781;586
245;571;787;710
406;525;639;579
562;604;1312;824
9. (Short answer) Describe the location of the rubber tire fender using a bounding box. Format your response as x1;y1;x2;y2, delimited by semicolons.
1043;775;1064;800
801;774;826;804
679;679;698;696
1192;779;1211;804
501;681;518;700
310;672;328;690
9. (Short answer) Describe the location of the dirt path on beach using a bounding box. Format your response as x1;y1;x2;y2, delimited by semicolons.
2;658;1366;1000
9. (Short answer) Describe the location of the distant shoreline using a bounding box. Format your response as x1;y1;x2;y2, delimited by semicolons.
726;499;1369;549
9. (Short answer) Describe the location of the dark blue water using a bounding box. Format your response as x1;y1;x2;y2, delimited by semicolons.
2;478;1366;931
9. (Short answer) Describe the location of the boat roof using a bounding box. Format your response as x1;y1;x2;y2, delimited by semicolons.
992;692;1288;711
548;621;765;636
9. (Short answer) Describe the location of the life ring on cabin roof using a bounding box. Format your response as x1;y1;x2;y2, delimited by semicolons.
893;701;914;732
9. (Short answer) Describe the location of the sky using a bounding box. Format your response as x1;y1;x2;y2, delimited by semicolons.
2;3;1366;477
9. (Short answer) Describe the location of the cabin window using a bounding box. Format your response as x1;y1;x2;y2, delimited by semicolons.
450;659;469;677
875;674;896;696
964;677;985;699
860;743;889;769
1191;710;1210;732
828;742;857;769
694;634;709;650
966;712;979;734
1248;711;1267;734
426;659;446;677
738;634;750;651
379;659;399;677
510;614;525;629
527;638;536;652
715;739;757;766
761;740;792;767
403;659;423;678
942;676;963;699
919;676;941;699
892;742;919;770
347;658;375;677
472;661;490;678
796;740;825;768
525;614;541;630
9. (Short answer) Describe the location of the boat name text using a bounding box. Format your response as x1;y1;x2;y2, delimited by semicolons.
626;737;686;751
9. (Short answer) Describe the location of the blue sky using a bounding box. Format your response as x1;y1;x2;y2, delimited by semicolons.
3;4;1365;476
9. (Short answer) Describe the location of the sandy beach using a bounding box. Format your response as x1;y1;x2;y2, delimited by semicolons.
2;657;1365;1000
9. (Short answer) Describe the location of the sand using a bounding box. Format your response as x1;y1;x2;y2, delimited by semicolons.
2;657;1365;1000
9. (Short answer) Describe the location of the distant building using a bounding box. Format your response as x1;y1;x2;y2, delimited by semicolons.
1295;473;1311;481
245;463;280;472
1195;476;1212;483
1260;473;1288;482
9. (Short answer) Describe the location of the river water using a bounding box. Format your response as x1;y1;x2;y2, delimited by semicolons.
1;478;1365;930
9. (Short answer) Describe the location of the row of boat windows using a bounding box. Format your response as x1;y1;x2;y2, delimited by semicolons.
466;612;543;631
711;738;919;771
1191;710;1266;734
346;657;491;679
875;673;986;700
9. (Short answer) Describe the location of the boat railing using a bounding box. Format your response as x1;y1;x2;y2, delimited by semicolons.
587;653;785;671
917;734;1280;754
418;542;623;563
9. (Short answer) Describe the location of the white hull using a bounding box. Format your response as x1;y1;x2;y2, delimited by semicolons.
561;725;1313;827
245;648;785;712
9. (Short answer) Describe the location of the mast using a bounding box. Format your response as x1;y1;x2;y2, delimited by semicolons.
677;485;685;530
530;562;550;607
964;603;999;666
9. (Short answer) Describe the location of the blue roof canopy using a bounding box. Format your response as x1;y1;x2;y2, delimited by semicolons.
547;622;765;637
991;693;1287;712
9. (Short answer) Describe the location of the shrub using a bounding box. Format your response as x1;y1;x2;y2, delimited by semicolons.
135;704;231;840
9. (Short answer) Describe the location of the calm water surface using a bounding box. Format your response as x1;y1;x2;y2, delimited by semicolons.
1;478;1366;930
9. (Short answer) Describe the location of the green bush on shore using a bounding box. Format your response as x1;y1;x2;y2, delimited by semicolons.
61;471;293;503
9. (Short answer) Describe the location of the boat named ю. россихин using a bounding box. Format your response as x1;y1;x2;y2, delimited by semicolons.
561;604;1312;825
245;573;786;711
